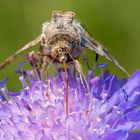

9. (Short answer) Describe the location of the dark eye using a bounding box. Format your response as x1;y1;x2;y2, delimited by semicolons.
62;48;66;51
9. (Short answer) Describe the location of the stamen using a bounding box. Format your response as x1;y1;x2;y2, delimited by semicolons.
0;94;5;101
97;63;108;80
122;89;128;102
0;77;8;88
21;99;32;111
19;76;28;89
97;63;108;69
102;75;112;84
0;77;10;101
16;61;26;75
0;87;11;101
113;106;126;118
8;92;20;96
92;88;102;100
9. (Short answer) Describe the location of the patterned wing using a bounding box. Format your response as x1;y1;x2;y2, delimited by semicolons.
80;25;129;76
0;35;41;70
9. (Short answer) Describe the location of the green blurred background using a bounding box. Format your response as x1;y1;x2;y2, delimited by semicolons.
0;0;140;91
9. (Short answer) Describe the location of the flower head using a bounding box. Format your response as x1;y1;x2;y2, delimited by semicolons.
0;64;140;140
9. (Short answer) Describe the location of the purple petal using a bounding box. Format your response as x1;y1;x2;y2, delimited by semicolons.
103;130;128;140
128;132;140;140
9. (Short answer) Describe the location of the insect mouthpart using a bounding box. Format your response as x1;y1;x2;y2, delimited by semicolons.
51;40;71;63
55;47;70;63
59;55;67;63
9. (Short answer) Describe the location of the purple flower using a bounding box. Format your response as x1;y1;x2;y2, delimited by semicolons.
0;65;140;140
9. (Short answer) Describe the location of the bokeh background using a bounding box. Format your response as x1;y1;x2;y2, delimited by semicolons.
0;0;140;91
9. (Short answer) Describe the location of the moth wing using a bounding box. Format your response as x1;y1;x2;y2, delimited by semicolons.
80;26;129;76
0;35;41;70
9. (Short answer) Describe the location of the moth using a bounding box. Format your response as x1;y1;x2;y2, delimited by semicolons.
0;10;129;76
0;11;129;115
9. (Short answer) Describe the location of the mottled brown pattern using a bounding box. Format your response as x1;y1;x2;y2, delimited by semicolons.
0;10;129;76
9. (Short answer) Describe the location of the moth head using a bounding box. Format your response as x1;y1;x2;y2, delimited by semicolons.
51;40;72;63
52;10;75;23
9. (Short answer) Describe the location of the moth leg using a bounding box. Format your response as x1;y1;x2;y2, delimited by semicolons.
0;35;41;71
28;51;44;68
28;51;51;99
67;51;90;94
80;25;129;76
93;53;99;73
42;56;51;100
74;60;90;95
28;51;42;79
42;55;52;99
81;49;90;70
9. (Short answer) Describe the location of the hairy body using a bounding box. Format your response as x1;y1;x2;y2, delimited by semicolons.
0;10;130;115
0;10;129;76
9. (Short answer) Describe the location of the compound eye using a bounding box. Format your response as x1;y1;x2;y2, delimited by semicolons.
52;10;63;20
65;11;75;19
52;11;75;23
